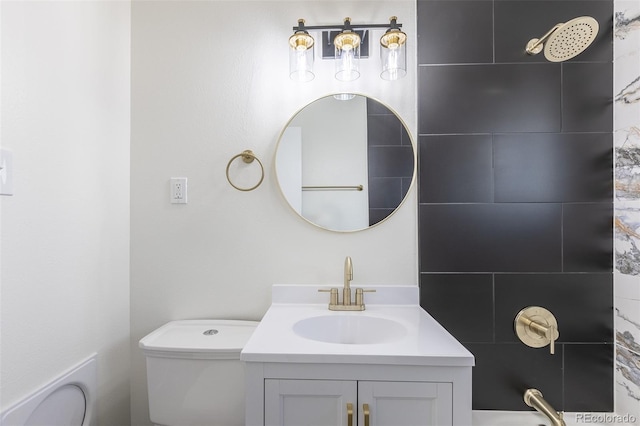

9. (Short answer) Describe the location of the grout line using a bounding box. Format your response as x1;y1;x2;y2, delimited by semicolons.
491;133;495;203
561;343;566;410
492;0;496;64
561;203;565;273
492;273;496;344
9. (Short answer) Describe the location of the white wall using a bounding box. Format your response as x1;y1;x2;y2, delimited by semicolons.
0;2;131;425
130;1;416;424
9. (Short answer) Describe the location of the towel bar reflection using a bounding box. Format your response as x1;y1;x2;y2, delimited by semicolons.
302;185;363;191
226;150;264;192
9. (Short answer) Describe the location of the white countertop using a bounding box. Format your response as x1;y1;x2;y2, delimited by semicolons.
240;285;475;367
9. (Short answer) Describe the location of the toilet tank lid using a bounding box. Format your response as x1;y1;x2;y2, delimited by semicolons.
139;320;259;359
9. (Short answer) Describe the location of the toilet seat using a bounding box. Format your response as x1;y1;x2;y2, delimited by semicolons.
1;355;96;426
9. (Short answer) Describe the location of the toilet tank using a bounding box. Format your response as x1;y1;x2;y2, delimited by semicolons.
139;320;259;426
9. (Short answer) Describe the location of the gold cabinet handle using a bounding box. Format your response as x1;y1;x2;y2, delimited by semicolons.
363;403;370;426
347;403;353;426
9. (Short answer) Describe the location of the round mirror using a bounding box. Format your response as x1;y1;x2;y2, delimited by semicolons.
275;94;415;232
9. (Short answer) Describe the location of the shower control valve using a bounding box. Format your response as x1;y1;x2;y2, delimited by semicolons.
514;306;559;355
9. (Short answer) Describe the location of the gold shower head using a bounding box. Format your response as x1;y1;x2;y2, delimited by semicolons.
526;16;599;62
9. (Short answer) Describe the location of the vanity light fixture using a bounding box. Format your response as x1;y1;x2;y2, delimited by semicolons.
289;19;315;82
288;16;406;82
333;18;361;81
380;16;407;80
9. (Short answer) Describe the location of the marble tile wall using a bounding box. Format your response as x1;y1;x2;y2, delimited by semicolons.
614;0;640;419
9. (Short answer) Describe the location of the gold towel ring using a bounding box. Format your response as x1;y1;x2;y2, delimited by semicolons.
226;150;264;192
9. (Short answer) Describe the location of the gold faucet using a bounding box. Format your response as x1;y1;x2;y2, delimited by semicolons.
524;389;566;426
343;256;353;306
318;256;375;311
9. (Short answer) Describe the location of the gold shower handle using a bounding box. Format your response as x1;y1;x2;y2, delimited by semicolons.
526;316;559;354
547;324;556;355
515;306;559;355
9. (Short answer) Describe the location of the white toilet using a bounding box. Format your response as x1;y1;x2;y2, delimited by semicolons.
0;354;96;426
139;319;259;426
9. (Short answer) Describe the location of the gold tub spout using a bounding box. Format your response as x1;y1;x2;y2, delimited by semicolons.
524;389;565;426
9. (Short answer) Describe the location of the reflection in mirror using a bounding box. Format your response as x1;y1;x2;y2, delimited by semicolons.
275;94;415;232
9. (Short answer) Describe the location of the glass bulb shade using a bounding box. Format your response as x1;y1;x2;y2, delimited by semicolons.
289;43;314;82
380;37;407;81
289;32;314;82
334;32;361;81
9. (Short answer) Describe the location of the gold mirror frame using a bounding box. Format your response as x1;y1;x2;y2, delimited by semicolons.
274;94;416;232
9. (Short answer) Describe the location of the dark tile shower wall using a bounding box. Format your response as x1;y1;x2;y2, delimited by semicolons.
417;0;614;411
367;98;413;226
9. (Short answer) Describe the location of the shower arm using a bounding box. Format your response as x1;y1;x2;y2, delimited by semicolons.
526;24;563;54
524;389;566;426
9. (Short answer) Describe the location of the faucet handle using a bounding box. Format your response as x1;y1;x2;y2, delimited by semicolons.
318;288;338;306
355;288;376;306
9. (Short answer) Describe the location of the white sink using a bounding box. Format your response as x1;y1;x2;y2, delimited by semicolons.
241;285;475;367
292;314;407;345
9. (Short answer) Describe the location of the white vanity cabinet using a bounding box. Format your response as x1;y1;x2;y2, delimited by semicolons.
240;286;475;426
358;380;452;426
264;378;452;426
245;362;469;426
264;379;355;426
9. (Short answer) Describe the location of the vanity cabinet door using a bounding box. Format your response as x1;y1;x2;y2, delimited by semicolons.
264;379;357;426
357;381;453;426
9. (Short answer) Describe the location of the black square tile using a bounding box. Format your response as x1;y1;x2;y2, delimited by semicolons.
369;208;394;227
495;1;613;63
366;97;395;115
419;204;562;272
494;273;613;343
417;0;493;64
493;133;613;202
419;64;561;134
400;125;411;147
419;135;493;203
402;177;413;197
369;178;403;209
563;63;613;132
367;114;404;147
368;146;414;178
420;274;494;343
564;344;614;411
563;203;613;272
467;343;563;410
